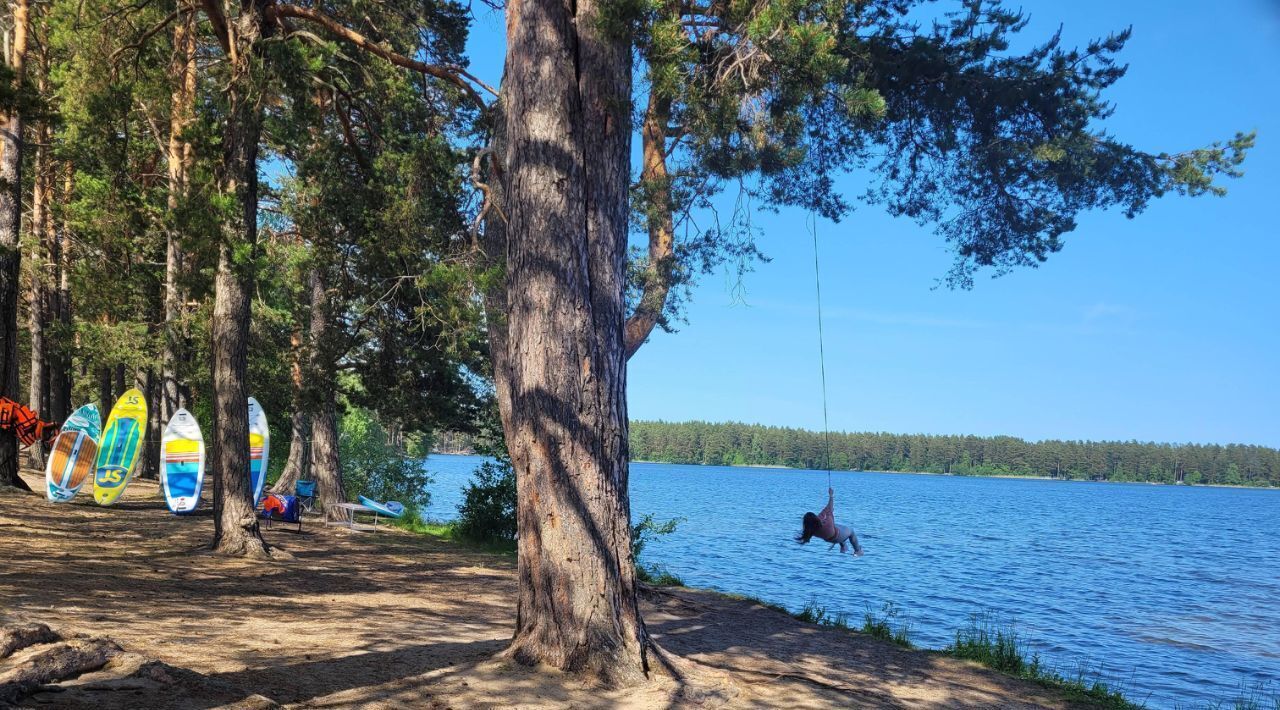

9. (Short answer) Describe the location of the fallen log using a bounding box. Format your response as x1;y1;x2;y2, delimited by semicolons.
0;624;59;659
0;638;121;705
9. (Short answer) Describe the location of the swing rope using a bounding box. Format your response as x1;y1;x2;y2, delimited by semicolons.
808;212;832;488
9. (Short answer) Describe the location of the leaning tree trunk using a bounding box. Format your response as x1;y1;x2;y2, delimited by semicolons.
623;91;676;360
0;0;31;489
306;267;344;520
209;13;270;558
497;0;646;685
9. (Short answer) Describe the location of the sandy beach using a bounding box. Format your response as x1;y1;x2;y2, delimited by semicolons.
2;472;1101;708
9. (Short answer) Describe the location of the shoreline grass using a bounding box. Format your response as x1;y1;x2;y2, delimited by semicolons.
944;614;1141;709
794;600;914;649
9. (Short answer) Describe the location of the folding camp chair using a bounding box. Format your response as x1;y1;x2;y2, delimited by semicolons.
295;480;317;514
260;494;303;532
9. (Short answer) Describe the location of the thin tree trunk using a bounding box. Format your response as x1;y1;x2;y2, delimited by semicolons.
25;110;50;469
0;0;31;489
498;0;646;684
209;9;271;558
48;165;72;422
306;267;343;519
138;368;160;479
161;0;196;425
272;322;308;494
112;364;124;400
97;366;112;411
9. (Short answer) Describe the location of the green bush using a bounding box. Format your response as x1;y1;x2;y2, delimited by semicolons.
339;406;431;508
455;460;517;542
632;513;684;586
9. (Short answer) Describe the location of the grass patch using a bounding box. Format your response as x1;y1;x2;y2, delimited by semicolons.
1183;682;1280;710
861;602;913;648
396;518;517;554
636;564;685;586
793;600;913;648
947;614;1140;709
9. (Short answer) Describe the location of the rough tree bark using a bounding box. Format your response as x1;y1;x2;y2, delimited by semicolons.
208;0;272;558
496;0;648;684
306;266;343;519
0;0;31;489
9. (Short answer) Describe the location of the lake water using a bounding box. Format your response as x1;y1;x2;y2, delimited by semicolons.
418;454;1280;708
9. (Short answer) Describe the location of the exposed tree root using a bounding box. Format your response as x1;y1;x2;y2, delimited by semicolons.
0;623;59;659
208;521;291;560
0;637;121;705
644;640;740;706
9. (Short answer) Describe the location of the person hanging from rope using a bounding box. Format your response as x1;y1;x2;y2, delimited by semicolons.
796;487;864;556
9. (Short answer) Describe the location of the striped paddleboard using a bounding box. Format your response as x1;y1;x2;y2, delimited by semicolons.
248;397;270;505
94;388;147;506
45;403;102;502
161;408;205;514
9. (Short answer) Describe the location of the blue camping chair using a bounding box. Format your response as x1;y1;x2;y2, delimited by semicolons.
295;480;317;513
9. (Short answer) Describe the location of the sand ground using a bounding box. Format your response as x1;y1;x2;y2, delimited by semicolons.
2;472;1095;709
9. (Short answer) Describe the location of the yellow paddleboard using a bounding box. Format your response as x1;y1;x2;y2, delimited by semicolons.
94;388;148;506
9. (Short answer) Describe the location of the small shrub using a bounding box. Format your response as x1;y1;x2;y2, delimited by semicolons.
631;513;684;586
455;460;516;543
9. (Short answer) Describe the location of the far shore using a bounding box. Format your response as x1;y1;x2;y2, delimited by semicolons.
457;453;1277;491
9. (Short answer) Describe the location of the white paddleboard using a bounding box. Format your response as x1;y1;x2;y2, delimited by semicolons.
161;408;205;514
248;397;270;505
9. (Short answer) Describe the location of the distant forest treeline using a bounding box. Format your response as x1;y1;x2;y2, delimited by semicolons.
628;421;1280;487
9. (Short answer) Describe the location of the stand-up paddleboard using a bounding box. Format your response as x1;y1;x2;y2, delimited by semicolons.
161;408;205;514
94;388;147;506
45;404;102;502
357;495;406;518
248;397;269;506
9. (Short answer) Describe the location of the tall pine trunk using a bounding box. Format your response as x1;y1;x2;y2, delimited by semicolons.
48;165;72;422
209;9;270;558
306;266;343;519
26;110;50;469
0;0;30;489
162;0;196;425
497;0;647;684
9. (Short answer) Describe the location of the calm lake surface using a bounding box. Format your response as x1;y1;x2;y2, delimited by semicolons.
419;454;1280;708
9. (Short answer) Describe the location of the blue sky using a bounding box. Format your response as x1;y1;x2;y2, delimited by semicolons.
464;1;1280;447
